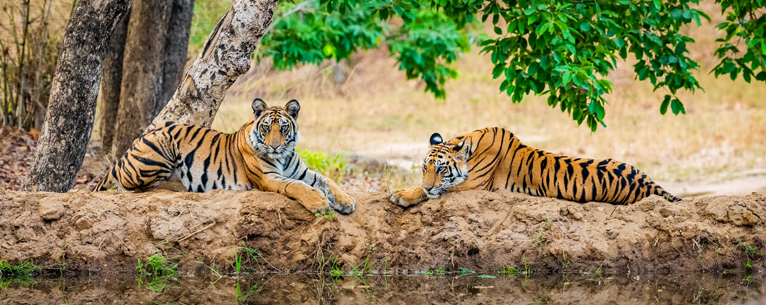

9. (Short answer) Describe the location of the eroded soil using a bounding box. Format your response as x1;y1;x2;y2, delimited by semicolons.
1;274;765;305
1;188;764;275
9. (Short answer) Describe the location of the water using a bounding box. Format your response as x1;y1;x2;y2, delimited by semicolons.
1;273;764;304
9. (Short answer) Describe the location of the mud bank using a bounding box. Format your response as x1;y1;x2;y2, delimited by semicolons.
0;189;764;274
2;274;765;305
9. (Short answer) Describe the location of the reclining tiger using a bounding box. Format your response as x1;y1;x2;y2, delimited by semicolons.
93;98;355;215
389;127;681;207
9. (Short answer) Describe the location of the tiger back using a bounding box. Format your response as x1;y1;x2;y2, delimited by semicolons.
390;127;681;207
93;99;356;215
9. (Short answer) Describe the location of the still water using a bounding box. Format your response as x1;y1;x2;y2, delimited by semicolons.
1;273;764;304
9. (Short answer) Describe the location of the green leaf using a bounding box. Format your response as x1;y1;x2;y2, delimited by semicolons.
524;7;536;15
492;64;504;79
670;9;682;19
537;4;548;10
494;26;502;35
660;95;671;115
323;44;336;57
579;22;591;32
614;38;625;49
670;98;686;115
674;41;686;56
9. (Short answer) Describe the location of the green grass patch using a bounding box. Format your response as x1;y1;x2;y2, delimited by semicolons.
297;148;351;183
136;254;179;292
0;259;41;288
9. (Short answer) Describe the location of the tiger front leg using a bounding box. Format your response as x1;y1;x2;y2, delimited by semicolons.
261;176;332;214
389;186;428;207
296;169;355;214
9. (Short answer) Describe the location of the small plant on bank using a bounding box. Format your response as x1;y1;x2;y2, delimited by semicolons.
436;268;446;276
236;242;265;273
458;267;476;277
498;266;520;277
0;259;41;288
136;253;179;292
315;210;336;220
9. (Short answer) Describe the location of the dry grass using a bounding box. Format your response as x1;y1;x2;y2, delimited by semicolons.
212;1;766;194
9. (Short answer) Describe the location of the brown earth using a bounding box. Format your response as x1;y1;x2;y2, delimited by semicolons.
1;188;764;276
1;274;765;305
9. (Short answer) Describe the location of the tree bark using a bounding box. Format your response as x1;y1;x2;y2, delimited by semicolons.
98;11;129;157
110;0;195;158
147;0;278;130
160;0;195;111
23;0;132;192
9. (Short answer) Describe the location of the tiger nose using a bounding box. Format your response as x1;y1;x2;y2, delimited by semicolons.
270;145;279;149
424;186;433;192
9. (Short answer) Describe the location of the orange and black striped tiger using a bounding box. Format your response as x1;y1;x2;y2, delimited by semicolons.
389;127;680;207
93;99;355;214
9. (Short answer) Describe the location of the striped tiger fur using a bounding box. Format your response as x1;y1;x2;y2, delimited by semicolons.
93;99;355;214
389;127;681;207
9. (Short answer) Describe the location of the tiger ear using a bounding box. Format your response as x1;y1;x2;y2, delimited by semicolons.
252;98;268;118
285;99;300;120
429;133;443;146
453;139;470;159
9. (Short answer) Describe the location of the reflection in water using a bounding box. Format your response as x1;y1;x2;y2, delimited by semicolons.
0;273;764;304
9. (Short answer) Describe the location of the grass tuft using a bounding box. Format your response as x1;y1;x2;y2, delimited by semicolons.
135;253;179;292
0;259;41;288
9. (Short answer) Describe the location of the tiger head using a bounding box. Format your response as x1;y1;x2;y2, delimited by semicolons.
421;133;471;199
250;98;301;159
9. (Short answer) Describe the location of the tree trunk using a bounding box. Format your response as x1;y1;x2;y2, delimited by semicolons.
110;0;195;158
22;0;132;192
160;0;195;111
147;0;278;130
98;11;129;157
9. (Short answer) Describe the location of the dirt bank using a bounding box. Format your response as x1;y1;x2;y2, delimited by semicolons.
1;274;765;305
0;189;764;275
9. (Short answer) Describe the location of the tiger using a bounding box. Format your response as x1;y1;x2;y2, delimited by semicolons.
93;98;355;215
389;127;681;207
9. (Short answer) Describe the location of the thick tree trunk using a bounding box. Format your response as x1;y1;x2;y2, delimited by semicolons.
147;0;278;130
22;0;132;192
160;0;195;110
98;11;129;157
110;0;195;158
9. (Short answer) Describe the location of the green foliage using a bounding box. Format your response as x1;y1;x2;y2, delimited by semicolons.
458;267;476;276
477;0;706;131
318;0;766;131
262;0;475;98
296;148;350;181
235;282;261;304
0;259;40;288
712;0;766;84
498;265;520;276
135;254;179;292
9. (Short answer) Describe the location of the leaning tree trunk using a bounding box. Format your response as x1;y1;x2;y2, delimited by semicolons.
23;0;132;192
146;0;278;130
98;11;129;157
110;0;195;158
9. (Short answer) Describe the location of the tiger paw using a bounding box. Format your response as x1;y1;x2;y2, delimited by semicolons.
301;188;332;215
331;191;356;214
388;187;426;207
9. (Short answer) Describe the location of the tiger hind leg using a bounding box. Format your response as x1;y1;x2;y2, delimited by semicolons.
93;130;178;192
